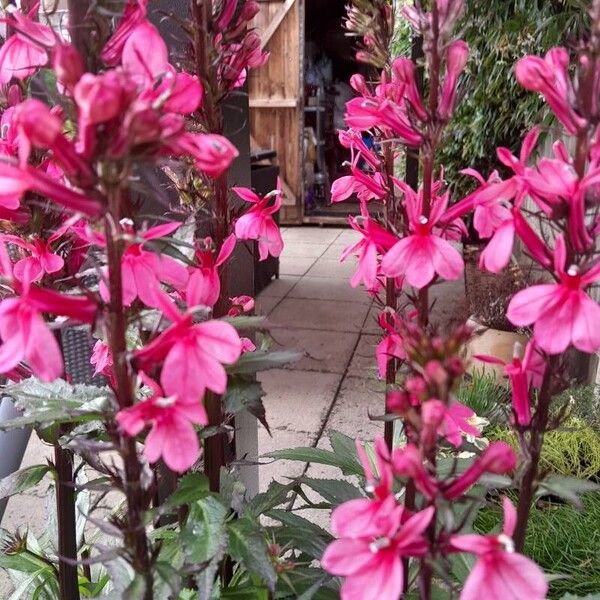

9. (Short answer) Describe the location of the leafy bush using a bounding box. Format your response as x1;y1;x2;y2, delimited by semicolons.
437;0;587;197
489;419;600;481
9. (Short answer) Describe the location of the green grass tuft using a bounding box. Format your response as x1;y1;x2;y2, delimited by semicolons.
474;494;600;599
455;371;511;426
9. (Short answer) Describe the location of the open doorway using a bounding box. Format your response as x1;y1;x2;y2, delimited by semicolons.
303;0;366;220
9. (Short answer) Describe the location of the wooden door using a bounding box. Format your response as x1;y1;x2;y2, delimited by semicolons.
248;0;304;224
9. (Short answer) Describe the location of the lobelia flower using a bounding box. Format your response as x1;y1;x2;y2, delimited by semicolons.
381;180;464;288
95;221;189;308
390;443;439;499
1;232;64;282
331;167;388;206
116;371;206;473
121;20;169;88
437;400;481;447
168;132;239;178
376;310;406;378
0;245;96;381
439;40;469;120
450;497;548;600
187;234;236;309
101;0;149;66
476;341;545;426
52;42;84;92
135;290;242;404
515;47;585;135
233;187;284;260
341;216;397;292
443;442;516;500
507;235;600;354
0;3;56;84
91;339;113;378
228;295;255;317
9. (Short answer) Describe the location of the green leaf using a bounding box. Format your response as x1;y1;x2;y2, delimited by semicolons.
123;575;147;600
560;595;600;600
246;480;294;518
537;476;600;509
329;430;363;474
0;378;111;431
227;515;276;591
228;351;302;375
266;510;333;559
181;496;228;564
166;473;210;508
0;465;51;501
297;478;364;506
224;379;270;434
265;447;363;477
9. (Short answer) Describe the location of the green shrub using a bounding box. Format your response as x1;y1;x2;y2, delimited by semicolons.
455;370;510;426
475;494;600;599
489;419;600;481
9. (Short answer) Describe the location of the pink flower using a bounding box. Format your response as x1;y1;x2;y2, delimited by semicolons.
168;132;239;178
341;216;397;292
476;341;545;426
439;401;481;447
2;233;64;282
322;498;434;600
439;40;469;119
116;372;206;473
515;47;585;135
0;4;56;83
0;246;97;381
121;21;169;87
96;221;188;308
135;291;242;404
390;444;438;499
376;310;406;378
443;442;516;500
52;43;84;91
90;340;113;379
187;234;236;309
0;162;102;217
450;497;548;600
507;235;600;353
233;187;284;260
381;181;464;288
332;166;388;205
101;0;149;66
228;295;255;316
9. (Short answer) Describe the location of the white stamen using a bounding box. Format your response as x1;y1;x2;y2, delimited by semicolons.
369;537;392;553
419;215;429;225
155;395;177;408
567;265;579;277
120;218;134;227
497;534;515;553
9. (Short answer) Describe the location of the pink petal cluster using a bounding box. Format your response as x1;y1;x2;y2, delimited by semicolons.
233;187;284;260
116;372;206;472
451;497;548;600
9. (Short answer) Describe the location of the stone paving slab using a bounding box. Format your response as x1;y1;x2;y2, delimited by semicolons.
268;297;371;333
305;258;357;280
278;255;318;277
282;227;341;245
287;276;371;304
258;275;300;298
347;333;381;380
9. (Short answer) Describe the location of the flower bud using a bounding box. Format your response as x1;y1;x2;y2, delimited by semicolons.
53;43;84;91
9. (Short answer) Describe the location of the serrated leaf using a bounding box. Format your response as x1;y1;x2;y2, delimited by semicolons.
329;430;363;473
0;465;51;501
560;595;600;600
224;379;270;434
227;351;302;375
246;480;294;517
298;477;364;506
181;496;228;564
537;475;600;509
227;515;276;591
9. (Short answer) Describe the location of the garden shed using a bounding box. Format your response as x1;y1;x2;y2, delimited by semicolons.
249;0;361;224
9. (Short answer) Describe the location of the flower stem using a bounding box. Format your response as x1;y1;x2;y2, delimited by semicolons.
104;183;153;597
513;358;555;552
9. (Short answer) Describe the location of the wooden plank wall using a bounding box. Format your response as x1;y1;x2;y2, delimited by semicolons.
249;0;304;223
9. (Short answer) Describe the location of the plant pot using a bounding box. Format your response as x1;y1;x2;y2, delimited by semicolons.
465;317;529;382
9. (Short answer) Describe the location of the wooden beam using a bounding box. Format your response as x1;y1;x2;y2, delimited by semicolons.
260;0;297;50
249;97;298;108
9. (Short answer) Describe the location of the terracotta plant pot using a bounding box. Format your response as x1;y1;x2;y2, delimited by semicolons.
465;317;529;381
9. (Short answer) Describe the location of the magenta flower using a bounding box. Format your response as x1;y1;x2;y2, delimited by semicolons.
443;442;516;500
0;246;96;381
331;167;388;205
439;40;469;119
233;187;284;260
322;500;434;600
0;4;56;84
439;401;481;447
116;372;206;473
450;497;548;600
341;216;397;292
390;444;439;499
101;0;149;66
96;221;188;308
476;341;545;426
381;181;464;288
121;20;169;87
2;233;64;282
186;234;236;309
507;235;600;353
168;132;239;178
135;291;242;404
375;310;406;378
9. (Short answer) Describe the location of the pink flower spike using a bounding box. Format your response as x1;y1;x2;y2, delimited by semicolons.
450;497;548;600
116;372;205;473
